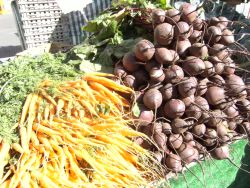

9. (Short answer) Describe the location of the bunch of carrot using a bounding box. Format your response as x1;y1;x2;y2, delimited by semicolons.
0;73;161;187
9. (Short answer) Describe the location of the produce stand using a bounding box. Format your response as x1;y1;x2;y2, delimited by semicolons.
0;1;250;188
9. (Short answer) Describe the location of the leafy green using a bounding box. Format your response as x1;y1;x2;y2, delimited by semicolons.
0;53;81;143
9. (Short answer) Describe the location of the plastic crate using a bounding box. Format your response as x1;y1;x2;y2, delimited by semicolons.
13;0;71;49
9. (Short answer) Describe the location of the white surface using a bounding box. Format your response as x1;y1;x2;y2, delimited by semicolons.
56;0;93;13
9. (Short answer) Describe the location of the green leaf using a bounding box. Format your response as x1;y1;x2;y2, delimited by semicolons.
132;102;140;118
79;60;113;73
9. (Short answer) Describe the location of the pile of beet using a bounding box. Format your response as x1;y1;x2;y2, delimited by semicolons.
114;3;250;173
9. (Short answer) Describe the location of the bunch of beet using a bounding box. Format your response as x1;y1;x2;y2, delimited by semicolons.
114;3;250;174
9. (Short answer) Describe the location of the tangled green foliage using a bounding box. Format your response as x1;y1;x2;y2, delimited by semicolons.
0;53;82;143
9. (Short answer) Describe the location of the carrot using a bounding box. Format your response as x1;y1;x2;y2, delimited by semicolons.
83;74;133;93
0;179;10;188
43;103;50;121
56;98;65;117
11;143;24;154
19;94;33;126
20;127;29;153
30;170;58;188
39;89;57;106
20;172;31;188
32;123;60;136
0;141;10;180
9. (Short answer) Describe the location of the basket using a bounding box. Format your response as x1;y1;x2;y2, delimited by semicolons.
13;0;71;49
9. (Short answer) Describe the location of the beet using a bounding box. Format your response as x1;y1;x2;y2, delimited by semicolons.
209;44;229;61
175;21;192;40
182;95;195;107
179;3;198;24
218;16;229;27
114;64;127;78
183;132;193;142
168;134;183;149
211;145;229;160
154;151;163;163
182;56;205;76
206;26;222;43
164;65;184;84
205;128;217;138
192;124;206;137
178;77;197;97
134;39;155;61
165;154;182;172
189;43;208;59
220;29;235;45
195;96;209;111
217;123;228;138
152;9;166;25
189;30;202;44
137;105;154;126
123;75;136;88
223;104;239;118
154;23;174;46
225;74;246;96
145;60;162;72
236;99;250;112
193;18;203;30
149;67;165;83
166;9;181;23
143;89;163;110
209;74;225;86
206;86;225;106
133;69;149;86
162;122;172;135
203;138;217;147
155;48;179;64
201;60;215;77
209;17;220;26
207;110;225;128
151;122;163;133
171;118;188;134
153;132;168;150
175;39;191;56
164;99;186;119
196;78;209;96
122;52;140;72
185;104;202;120
228;121;237;130
238;122;250;134
223;62;235;75
160;83;177;101
178;143;199;164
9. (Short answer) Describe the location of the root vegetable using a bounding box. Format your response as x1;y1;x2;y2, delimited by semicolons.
133;69;149;86
225;74;246;96
164;65;184;84
162;122;172;135
183;132;193;142
209;74;225;86
154;23;174;46
192;124;206;137
207;110;225;128
166;9;181;23
165;154;182;172
152;9;166;24
122;52;140;72
180;3;198;24
203;138;217;147
178;143;199;164
209;44;229;61
182;95;195;107
205;128;218;139
220;29;235;45
206;26;222;43
164;99;186;119
155;48;179;64
175;21;192;39
171;118;188;134
143;89;163;110
201;61;215;77
223;62;235;75
124;75;136;88
145;60;162;72
151;122;163;133
193;18;203;30
189;43;208;59
218;16;229;27
150;67;165;83
189;30;202;44
238;122;250;134
211;144;229;160
223;104;239;118
196;78;209;96
160;83;177;101
137;105;154;126
153;132;168;150
236;99;250;112
175;39;191;56
114;64;127;78
178;77;197;97
134;39;155;61
168;134;183;149
185;104;202;120
205;86;225;106
182;56;205;76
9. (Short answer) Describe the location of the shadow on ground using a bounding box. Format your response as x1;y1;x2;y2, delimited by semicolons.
0;46;22;58
228;143;250;188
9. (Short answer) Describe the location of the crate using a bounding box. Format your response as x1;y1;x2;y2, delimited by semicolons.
13;0;71;49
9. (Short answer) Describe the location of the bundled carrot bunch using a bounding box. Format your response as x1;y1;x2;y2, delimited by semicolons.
0;73;161;187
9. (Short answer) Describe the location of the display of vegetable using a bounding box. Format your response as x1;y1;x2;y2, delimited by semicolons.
0;73;162;187
114;3;250;174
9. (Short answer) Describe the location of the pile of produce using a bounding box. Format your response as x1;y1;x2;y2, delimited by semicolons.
0;72;162;187
113;3;250;173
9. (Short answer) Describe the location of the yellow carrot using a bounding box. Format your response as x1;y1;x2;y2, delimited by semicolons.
11;143;24;154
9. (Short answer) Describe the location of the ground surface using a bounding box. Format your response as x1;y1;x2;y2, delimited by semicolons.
0;12;22;58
